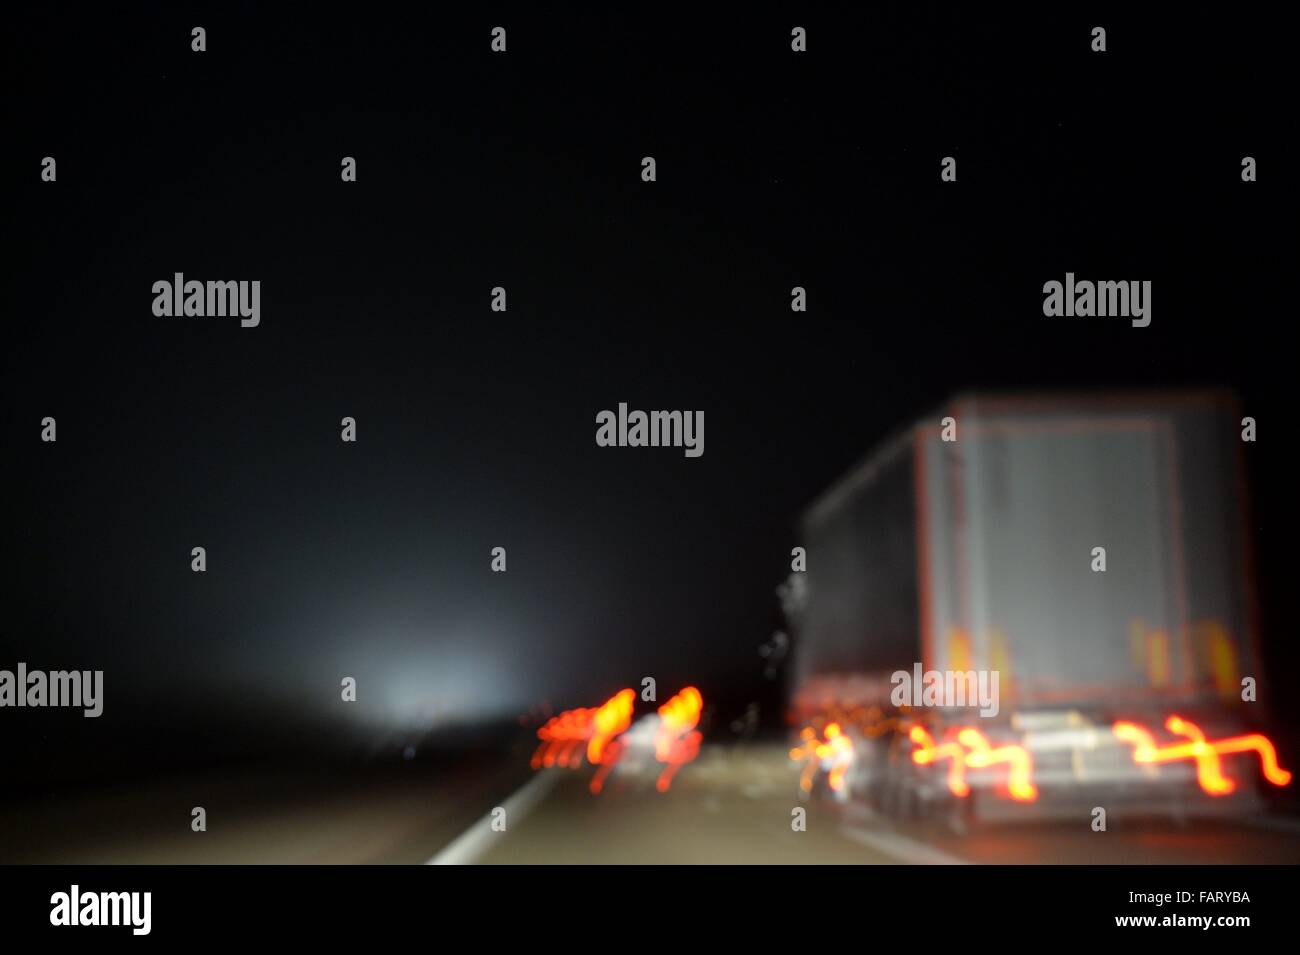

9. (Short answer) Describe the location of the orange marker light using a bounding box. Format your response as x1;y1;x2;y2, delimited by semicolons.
586;688;636;795
1113;715;1292;795
908;726;1035;801
909;726;970;798
790;726;823;794
792;722;857;795
532;689;636;793
653;686;703;792
588;688;635;765
955;728;1037;802
814;722;855;794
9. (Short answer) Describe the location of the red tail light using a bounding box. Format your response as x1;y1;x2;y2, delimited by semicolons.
1113;716;1292;795
533;688;635;788
653;686;703;792
909;725;1034;801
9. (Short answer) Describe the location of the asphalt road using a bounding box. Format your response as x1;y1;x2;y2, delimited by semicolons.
466;744;1300;864
3;742;1298;864
0;757;532;864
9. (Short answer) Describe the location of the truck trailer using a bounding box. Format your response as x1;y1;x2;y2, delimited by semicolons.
787;391;1289;824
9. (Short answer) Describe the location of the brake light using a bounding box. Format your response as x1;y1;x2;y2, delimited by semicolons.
956;728;1037;802
790;726;823;793
532;688;635;778
653;686;704;792
1112;716;1292;795
909;725;1035;801
792;721;857;794
588;688;635;764
816;722;854;793
909;726;970;798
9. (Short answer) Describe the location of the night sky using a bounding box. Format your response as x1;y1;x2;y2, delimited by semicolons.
3;6;1295;786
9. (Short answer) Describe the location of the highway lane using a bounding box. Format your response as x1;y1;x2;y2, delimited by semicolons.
4;741;1298;864
470;743;886;864
457;743;1300;865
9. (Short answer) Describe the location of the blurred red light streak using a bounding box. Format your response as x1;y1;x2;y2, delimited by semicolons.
654;686;703;792
1113;715;1291;795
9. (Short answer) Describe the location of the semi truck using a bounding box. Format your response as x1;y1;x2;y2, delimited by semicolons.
786;391;1290;824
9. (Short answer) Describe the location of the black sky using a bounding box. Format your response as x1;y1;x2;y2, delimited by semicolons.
3;5;1295;781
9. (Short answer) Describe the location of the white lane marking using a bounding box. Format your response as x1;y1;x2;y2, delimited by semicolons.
840;825;970;865
425;770;561;865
